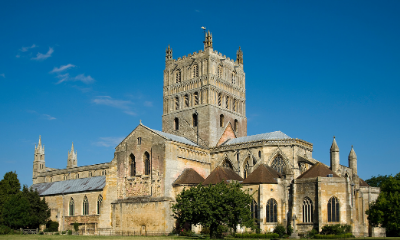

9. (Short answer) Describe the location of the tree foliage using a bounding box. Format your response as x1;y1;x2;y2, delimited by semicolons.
366;173;400;236
0;171;21;225
366;174;391;187
172;182;255;238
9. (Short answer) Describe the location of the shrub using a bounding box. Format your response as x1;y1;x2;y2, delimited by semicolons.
67;230;72;235
180;229;194;237
46;220;59;232
287;225;293;235
39;231;44;235
54;232;60;235
0;225;12;235
73;222;79;232
307;228;318;238
273;225;286;238
61;231;66;234
201;227;210;235
320;224;352;235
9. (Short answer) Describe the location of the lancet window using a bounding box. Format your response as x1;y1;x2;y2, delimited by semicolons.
226;96;229;109
271;155;286;174
144;152;150;175
97;195;103;214
174;117;179;130
137;137;142;145
234;119;238;132
83;196;89;215
184;94;189;108
194;92;199;105
220;114;224;127
69;198;74;216
192;113;198;127
130;154;136;177
193;64;199;78
233;99;237;111
176;70;181;83
266;198;278;222
328;196;340;222
175;96;179;110
218;93;222;106
244;160;250;179
303;197;313;223
251;200;259;221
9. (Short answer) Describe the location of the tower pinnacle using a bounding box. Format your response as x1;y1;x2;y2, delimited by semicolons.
236;46;243;64
204;30;213;49
165;45;173;62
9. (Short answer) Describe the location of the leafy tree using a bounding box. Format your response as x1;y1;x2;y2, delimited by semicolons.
21;185;50;228
2;192;32;229
366;173;400;236
0;171;21;225
172;182;254;238
366;174;390;187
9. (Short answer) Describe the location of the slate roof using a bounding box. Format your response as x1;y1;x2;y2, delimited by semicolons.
242;164;282;184
297;162;340;179
153;129;199;147
224;131;291;145
173;168;205;186
30;176;106;196
202;166;243;185
359;178;369;187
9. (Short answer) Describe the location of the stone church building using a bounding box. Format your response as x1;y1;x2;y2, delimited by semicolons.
32;32;382;236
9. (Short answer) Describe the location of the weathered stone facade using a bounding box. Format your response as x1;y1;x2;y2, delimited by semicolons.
31;32;383;237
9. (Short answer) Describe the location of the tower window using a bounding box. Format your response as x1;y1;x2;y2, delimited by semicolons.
176;70;181;83
144;152;150;175
174;117;179;130
226;96;229;109
130;154;136;177
137;137;142;145
234;119;238;132
218;65;223;78
83;196;89;215
258;150;261;158
184;94;189;107
220;114;224;127
175;96;179;110
233;99;237;111
193;113;198;127
193;64;199;78
328;196;340;222
218;93;222;106
194;92;199;105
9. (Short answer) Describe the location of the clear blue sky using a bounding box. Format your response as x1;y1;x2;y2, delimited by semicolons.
1;0;399;187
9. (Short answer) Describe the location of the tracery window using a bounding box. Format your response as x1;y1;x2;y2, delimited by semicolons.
174;117;179;130
69;198;74;216
130;154;136;176
266;198;278;222
176;70;181;83
184;94;189;107
220;114;224;127
251;200;259;221
97;195;103;214
144;152;150;175
175;96;179;110
244;160;250;179
328;197;340;222
218;65;223;78
83;196;89;215
192;113;198;127
226;96;229;109
271;155;286;174
194;92;199;105
193;64;199;78
303;197;313;223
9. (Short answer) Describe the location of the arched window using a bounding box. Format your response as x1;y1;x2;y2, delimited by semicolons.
232;71;236;84
175;96;180;110
271;155;286;174
220;114;224;127
233;99;237;111
218;65;223;78
144;152;150;175
234;119;238;132
266;198;278;222
244;160;250;179
258;151;261;158
137;137;141;145
130;154;136;177
174;117;179;130
176;70;181;83
218;93;222;106
328;197;340;222
193;64;199;78
222;159;233;169
194;92;199;105
69;198;74;216
303;197;313;223
83;196;89;215
192;113;198;127
226;96;229;109
251;200;259;221
76;173;79;179
97;195;103;214
184;94;189;107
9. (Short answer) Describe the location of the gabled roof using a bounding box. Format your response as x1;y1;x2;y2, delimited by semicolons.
30;176;106;196
359;178;369;187
217;122;236;146
242;164;282;184
297;162;340;179
202;166;243;185
224;131;291;145
173;168;205;186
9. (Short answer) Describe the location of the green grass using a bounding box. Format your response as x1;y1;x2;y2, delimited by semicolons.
0;236;183;240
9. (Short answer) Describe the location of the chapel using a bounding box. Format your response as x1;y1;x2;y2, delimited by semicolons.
31;32;383;237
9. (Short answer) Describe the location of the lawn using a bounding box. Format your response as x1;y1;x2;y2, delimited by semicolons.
0;236;183;240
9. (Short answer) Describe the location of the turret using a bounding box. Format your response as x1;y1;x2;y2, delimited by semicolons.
33;136;45;179
204;30;213;50
165;45;173;64
348;145;357;175
236;46;243;65
330;136;340;173
67;142;78;168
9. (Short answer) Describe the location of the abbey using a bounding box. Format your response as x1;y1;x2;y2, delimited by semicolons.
31;32;383;237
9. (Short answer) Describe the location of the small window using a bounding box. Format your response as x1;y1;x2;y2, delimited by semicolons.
176;70;181;83
174;118;179;130
193;64;199;78
184;94;189;107
175;96;180;110
69;198;74;216
233;99;237;111
220;114;224;127
137;137;142;145
83;196;89;215
234;119;238;132
218;93;222;106
194;92;199;105
258;151;261;158
226;96;229;109
144;152;150;175
130;154;136;177
237;153;240;162
193;113;198;127
97;195;103;214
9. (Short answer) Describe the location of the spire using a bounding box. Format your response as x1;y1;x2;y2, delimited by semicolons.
236;46;243;64
204;30;213;49
165;45;173;62
67;141;77;168
71;142;74;153
330;136;339;152
349;145;357;159
38;135;42;147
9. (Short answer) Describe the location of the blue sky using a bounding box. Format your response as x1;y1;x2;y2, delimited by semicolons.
1;0;399;187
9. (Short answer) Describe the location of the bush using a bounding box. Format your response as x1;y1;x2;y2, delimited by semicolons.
46;220;59;232
320;224;352;235
273;225;286;238
67;230;72;235
0;225;12;235
179;229;194;237
315;233;354;239
54;232;60;235
234;233;279;238
201;227;210;235
61;231;66;234
39;231;44;235
307;229;318;238
287;225;293;235
73;222;79;232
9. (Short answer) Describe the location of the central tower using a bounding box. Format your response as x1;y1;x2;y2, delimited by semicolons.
162;31;247;148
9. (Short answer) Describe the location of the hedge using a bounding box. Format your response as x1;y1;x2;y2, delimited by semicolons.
314;233;355;239
234;233;280;238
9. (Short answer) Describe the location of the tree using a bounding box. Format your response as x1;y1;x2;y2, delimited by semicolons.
366;174;390;187
366;173;400;236
0;172;21;225
172;182;254;238
2;193;32;229
21;185;50;228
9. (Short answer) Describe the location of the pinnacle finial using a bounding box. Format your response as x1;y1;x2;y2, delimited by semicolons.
140;119;142;125
330;136;339;152
38;135;42;146
349;145;357;159
71;142;74;152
